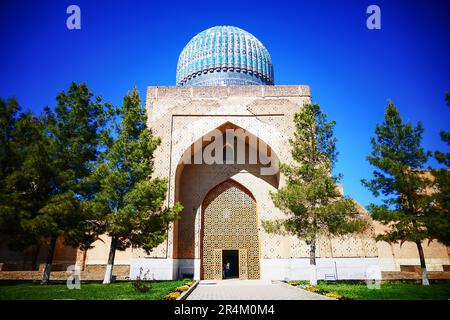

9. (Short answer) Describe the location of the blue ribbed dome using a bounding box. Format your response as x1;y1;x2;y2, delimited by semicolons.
176;26;274;86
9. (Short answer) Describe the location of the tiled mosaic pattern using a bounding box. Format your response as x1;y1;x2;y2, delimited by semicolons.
202;180;260;280
176;26;274;86
175;149;279;260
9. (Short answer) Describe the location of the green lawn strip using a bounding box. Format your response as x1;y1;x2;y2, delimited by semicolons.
0;280;188;300
314;281;450;300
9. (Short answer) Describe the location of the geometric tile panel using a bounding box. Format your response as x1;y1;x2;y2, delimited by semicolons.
331;235;364;258
363;238;379;257
239;249;248;280
289;236;310;258
202;180;260;280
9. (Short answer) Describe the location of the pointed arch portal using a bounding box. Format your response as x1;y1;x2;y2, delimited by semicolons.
172;122;278;280
200;180;260;280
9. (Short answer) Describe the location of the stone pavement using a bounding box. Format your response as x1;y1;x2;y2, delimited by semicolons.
186;280;334;300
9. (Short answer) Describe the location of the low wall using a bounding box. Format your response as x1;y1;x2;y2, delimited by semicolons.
0;264;130;281
130;259;175;280
260;258;381;280
131;257;383;281
84;264;129;274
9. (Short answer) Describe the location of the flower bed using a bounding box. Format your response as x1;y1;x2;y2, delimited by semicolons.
288;281;351;300
163;292;181;300
163;280;195;300
175;285;189;292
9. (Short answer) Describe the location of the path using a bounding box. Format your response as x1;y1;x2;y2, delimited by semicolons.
186;280;334;300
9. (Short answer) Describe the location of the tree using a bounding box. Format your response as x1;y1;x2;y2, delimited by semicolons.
262;103;368;285
429;93;450;245
90;87;182;284
0;102;51;269
362;101;437;285
0;98;22;249
35;82;110;284
0;97;20;182
434;93;450;167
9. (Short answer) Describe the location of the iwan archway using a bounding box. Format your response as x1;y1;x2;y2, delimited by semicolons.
200;180;260;280
172;122;280;280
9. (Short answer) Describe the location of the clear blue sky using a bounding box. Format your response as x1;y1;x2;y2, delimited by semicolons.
1;0;449;208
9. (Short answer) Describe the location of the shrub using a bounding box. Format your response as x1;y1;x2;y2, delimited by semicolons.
132;267;151;293
184;281;194;286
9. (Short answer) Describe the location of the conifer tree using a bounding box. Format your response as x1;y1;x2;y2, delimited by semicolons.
0;100;50;269
263;104;368;285
434;93;450;167
37;83;110;284
0;84;108;282
429;93;450;245
362;101;437;285
90;87;182;284
0;97;20;182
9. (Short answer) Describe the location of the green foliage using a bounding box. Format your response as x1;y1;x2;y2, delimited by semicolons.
435;132;450;167
429;93;450;245
33;83;110;251
43;82;112;197
0;97;20;181
0;83;111;276
90;86;182;256
0;84;180;284
263;104;368;252
0;102;51;254
362;101;442;244
315;281;450;300
132;268;151;293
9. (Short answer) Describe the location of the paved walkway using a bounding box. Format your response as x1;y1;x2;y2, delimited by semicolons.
186;280;334;300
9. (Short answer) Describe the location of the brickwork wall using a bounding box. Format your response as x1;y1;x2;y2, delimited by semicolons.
138;85;381;262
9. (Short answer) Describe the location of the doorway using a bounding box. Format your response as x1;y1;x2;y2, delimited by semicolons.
222;250;239;279
200;180;260;280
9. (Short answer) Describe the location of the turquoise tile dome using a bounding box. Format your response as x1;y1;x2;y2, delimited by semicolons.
176;26;274;86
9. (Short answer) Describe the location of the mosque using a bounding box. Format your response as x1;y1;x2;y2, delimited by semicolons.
0;26;448;280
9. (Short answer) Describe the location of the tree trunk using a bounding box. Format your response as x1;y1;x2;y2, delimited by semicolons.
309;239;317;285
103;235;117;284
416;241;429;286
41;237;57;285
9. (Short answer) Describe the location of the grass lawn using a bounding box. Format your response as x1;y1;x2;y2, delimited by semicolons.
0;280;187;300
315;281;450;300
